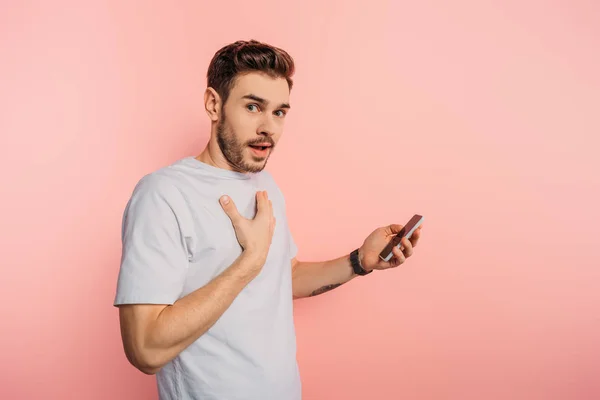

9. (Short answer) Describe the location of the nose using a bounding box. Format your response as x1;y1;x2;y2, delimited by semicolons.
258;115;278;137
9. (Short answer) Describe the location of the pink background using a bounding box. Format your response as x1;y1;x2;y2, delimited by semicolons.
2;1;599;399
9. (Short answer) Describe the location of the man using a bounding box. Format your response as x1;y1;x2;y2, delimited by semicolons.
114;39;423;400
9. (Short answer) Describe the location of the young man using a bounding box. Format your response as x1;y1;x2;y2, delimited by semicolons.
114;39;423;400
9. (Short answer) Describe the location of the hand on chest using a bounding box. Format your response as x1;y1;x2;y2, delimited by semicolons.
188;186;288;264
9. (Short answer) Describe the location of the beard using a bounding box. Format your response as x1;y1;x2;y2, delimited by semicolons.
216;113;274;173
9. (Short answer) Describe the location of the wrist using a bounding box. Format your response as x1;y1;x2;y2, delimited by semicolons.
350;248;372;276
358;248;367;270
225;251;264;282
240;250;266;269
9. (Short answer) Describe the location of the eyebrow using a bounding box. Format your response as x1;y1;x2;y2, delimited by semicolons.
242;94;290;109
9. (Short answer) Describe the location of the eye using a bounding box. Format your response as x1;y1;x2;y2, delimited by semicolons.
246;103;260;112
274;110;287;117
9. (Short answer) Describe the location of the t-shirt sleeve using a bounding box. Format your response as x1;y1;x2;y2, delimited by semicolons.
114;175;189;306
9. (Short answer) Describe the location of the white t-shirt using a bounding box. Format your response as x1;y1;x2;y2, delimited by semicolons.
114;156;301;400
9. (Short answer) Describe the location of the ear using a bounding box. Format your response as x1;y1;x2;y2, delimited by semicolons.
204;87;221;122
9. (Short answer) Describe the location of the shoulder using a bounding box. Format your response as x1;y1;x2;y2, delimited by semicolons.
130;171;179;201
129;157;199;198
125;164;192;215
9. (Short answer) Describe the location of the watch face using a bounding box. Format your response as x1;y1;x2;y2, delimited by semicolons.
351;249;369;275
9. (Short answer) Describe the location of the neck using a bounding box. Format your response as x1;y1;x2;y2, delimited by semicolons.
196;139;232;171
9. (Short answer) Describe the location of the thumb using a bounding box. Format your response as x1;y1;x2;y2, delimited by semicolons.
386;224;405;236
219;195;242;223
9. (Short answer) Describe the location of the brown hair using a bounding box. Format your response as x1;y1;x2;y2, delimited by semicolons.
207;39;295;106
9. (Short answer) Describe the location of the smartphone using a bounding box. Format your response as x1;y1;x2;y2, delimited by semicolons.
378;214;424;262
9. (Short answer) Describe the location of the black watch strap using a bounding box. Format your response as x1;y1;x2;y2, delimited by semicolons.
350;248;372;276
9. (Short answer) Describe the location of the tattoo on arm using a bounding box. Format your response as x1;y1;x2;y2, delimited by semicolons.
310;283;343;297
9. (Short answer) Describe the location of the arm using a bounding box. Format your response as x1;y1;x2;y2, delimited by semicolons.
291;253;360;298
290;223;424;299
116;180;275;375
119;252;262;375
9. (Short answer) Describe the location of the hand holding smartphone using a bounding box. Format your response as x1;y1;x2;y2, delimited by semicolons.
378;214;424;262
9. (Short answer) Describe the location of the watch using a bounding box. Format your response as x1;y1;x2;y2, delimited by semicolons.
350;248;372;276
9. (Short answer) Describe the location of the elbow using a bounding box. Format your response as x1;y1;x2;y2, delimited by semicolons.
136;358;161;375
118;305;170;375
124;346;164;375
139;365;160;376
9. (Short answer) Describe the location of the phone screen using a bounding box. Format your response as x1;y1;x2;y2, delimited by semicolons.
398;215;422;239
379;214;423;260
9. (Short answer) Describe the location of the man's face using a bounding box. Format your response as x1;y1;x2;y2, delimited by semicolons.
216;72;291;173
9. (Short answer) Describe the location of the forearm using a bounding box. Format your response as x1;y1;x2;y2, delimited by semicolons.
291;253;358;298
134;253;261;372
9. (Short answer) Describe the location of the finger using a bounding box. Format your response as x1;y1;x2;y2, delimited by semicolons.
386;224;404;236
391;245;406;266
256;191;269;217
269;198;275;228
401;237;413;257
219;195;242;223
410;227;422;247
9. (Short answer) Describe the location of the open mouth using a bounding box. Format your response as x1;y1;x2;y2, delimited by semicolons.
248;143;273;153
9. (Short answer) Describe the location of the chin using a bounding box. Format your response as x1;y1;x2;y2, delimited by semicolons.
246;160;268;173
243;149;270;171
234;156;266;173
